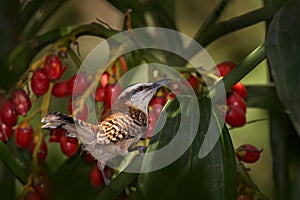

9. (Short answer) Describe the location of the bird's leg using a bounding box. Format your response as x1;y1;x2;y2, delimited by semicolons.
128;145;147;154
97;161;111;186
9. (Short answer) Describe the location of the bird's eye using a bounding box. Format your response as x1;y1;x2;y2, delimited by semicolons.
136;86;144;92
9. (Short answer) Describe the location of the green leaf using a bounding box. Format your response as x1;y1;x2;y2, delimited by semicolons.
0;0;19;59
266;0;300;136
20;0;46;29
49;154;97;200
270;112;300;200
246;84;285;112
20;0;67;40
136;97;237;200
0;142;27;184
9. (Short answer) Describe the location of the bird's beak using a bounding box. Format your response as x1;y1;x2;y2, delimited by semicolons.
152;79;173;88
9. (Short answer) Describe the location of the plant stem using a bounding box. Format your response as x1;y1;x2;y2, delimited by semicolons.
223;44;266;91
67;48;82;69
72;45;126;117
193;0;231;41
211;44;266;99
198;7;278;47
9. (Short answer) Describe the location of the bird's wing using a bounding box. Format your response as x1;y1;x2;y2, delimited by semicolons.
96;111;147;145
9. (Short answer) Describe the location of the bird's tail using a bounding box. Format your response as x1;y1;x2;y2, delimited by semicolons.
41;112;97;146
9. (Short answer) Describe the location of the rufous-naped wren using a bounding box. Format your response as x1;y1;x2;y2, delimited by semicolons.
41;79;171;185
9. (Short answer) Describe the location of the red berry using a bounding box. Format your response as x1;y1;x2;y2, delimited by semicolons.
49;128;65;143
52;80;69;97
15;121;33;149
237;194;252;200
85;152;96;163
104;84;122;108
60;135;78;157
90;164;110;189
31;69;50;96
119;56;128;72
33;179;50;200
100;72;109;87
227;91;247;113
225;105;246;127
145;110;157;138
95;86;105;102
30;139;48;163
25;191;42;200
150;96;165;106
188;74;199;92
217;61;236;76
43;55;66;80
166;92;176;101
67;73;90;96
236;144;262;163
11;89;32;116
0;122;13;142
151;104;163;118
0;100;18;126
232;82;247;99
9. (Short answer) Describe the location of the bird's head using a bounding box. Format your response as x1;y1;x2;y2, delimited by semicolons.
113;79;172;113
41;112;74;129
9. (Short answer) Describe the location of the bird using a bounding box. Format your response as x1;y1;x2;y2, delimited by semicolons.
41;79;172;185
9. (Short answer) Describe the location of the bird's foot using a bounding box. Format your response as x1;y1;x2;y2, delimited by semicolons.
128;145;146;158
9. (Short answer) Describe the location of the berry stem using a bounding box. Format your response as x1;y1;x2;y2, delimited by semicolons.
67;47;82;69
32;83;53;172
73;45;125;117
237;162;269;200
23;109;41;123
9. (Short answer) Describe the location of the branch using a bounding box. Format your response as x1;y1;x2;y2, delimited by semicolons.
198;6;278;46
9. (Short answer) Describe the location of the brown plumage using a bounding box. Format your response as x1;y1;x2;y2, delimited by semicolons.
41;79;171;185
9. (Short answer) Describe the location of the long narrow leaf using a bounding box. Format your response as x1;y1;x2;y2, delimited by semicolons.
0;142;27;184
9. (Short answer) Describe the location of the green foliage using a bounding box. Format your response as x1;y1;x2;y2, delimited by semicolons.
136;98;236;200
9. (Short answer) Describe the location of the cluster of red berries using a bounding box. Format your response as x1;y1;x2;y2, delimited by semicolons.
0;89;49;163
24;171;51;200
30;53;84;158
217;62;248;127
0;89;31;141
94;71;122;112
